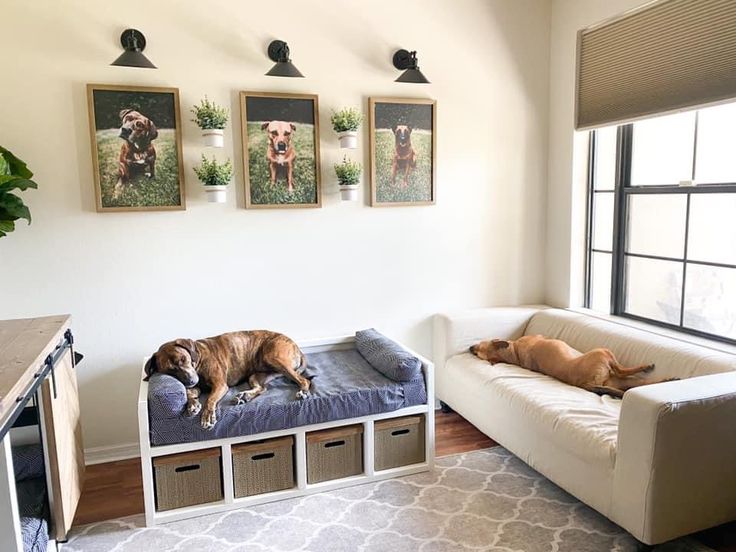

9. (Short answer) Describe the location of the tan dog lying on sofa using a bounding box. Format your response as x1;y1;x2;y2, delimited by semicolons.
144;331;310;430
470;335;676;398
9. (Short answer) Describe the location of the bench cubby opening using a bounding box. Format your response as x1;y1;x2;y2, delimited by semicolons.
374;414;426;471
232;436;295;498
306;424;363;484
153;448;224;512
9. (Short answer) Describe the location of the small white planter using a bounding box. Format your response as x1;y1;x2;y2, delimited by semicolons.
339;184;359;201
337;131;358;149
202;129;225;148
204;185;228;203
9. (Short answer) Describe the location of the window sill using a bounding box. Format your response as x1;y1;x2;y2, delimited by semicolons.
566;307;736;356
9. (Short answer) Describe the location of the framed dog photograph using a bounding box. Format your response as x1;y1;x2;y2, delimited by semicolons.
86;84;185;212
240;91;321;209
369;97;436;207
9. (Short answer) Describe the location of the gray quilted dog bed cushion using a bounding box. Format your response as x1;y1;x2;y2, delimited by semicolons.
148;348;427;446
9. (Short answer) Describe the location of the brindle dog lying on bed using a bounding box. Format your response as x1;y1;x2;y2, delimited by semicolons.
144;331;310;430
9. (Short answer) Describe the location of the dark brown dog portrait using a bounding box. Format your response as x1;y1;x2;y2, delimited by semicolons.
391;124;417;187
114;109;158;198
144;331;310;430
262;120;297;193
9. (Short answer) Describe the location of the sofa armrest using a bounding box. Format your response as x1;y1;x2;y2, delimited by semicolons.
432;306;544;371
612;372;736;544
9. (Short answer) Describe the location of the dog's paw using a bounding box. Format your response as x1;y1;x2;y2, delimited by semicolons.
233;391;256;405
295;389;310;400
200;409;217;430
186;401;202;416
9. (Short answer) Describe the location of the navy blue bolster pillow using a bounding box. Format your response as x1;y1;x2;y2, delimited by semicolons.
355;329;423;382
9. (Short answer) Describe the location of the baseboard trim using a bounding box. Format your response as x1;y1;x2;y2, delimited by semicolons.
84;443;140;465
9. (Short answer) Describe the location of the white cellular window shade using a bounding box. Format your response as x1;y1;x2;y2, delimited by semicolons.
576;0;736;130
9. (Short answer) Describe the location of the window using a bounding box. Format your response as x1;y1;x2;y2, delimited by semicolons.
585;103;736;343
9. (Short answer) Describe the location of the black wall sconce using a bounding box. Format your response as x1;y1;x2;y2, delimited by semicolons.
265;40;304;78
111;29;156;69
392;49;429;83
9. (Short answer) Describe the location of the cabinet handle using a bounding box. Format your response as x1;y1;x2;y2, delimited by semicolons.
325;440;345;448
391;429;411;436
252;452;275;461
174;464;200;473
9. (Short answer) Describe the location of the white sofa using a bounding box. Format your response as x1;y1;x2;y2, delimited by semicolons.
433;306;736;546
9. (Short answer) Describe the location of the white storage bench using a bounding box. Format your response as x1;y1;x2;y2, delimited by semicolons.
137;331;435;526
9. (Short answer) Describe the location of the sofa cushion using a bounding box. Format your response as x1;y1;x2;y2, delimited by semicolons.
526;310;736;380
355;329;423;382
446;353;621;469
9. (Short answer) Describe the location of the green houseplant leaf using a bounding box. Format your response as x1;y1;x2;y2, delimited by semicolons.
0;193;31;223
0;220;15;238
0;146;38;237
0;146;33;179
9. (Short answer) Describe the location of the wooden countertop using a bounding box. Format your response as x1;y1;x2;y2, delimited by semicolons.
0;315;71;424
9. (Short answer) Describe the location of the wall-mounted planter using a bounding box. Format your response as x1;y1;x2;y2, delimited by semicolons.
337;131;358;149
204;185;228;203
202;129;225;148
339;184;359;201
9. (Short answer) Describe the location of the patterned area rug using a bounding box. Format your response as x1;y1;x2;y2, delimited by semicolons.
67;448;714;552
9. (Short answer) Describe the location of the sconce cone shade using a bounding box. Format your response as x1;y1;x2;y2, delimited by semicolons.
392;49;430;83
395;67;430;83
266;40;304;78
111;29;156;68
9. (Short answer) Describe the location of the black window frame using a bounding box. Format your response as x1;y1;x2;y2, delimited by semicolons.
585;116;736;345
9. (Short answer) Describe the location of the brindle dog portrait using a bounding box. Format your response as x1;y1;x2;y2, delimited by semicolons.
144;331;310;430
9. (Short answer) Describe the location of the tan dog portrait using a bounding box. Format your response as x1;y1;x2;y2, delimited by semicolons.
261;120;297;193
114;109;158;198
144;330;310;430
391;124;417;187
470;335;676;398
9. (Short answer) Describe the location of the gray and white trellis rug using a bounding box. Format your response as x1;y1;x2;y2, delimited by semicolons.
66;447;714;552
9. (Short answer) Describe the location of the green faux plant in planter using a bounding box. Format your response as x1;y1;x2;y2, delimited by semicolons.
193;155;232;203
0;146;38;238
331;107;363;149
334;157;361;201
191;97;229;147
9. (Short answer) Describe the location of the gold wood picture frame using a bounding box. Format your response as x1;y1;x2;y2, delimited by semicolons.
369;97;436;207
240;91;322;209
86;84;185;212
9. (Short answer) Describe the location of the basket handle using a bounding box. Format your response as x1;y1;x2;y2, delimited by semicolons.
252;452;275;461
391;429;411;436
174;464;200;473
324;440;345;448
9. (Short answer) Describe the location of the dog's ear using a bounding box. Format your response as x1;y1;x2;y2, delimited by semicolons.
147;119;158;140
407;125;413;133
174;338;200;366
119;109;133;121
392;125;399;134
491;339;510;350
143;354;158;381
261;121;271;131
290;123;296;132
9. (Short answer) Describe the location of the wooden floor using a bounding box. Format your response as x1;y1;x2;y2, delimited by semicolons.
72;411;736;552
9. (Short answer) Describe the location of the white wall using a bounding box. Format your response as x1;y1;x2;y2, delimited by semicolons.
0;0;551;451
546;0;649;307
